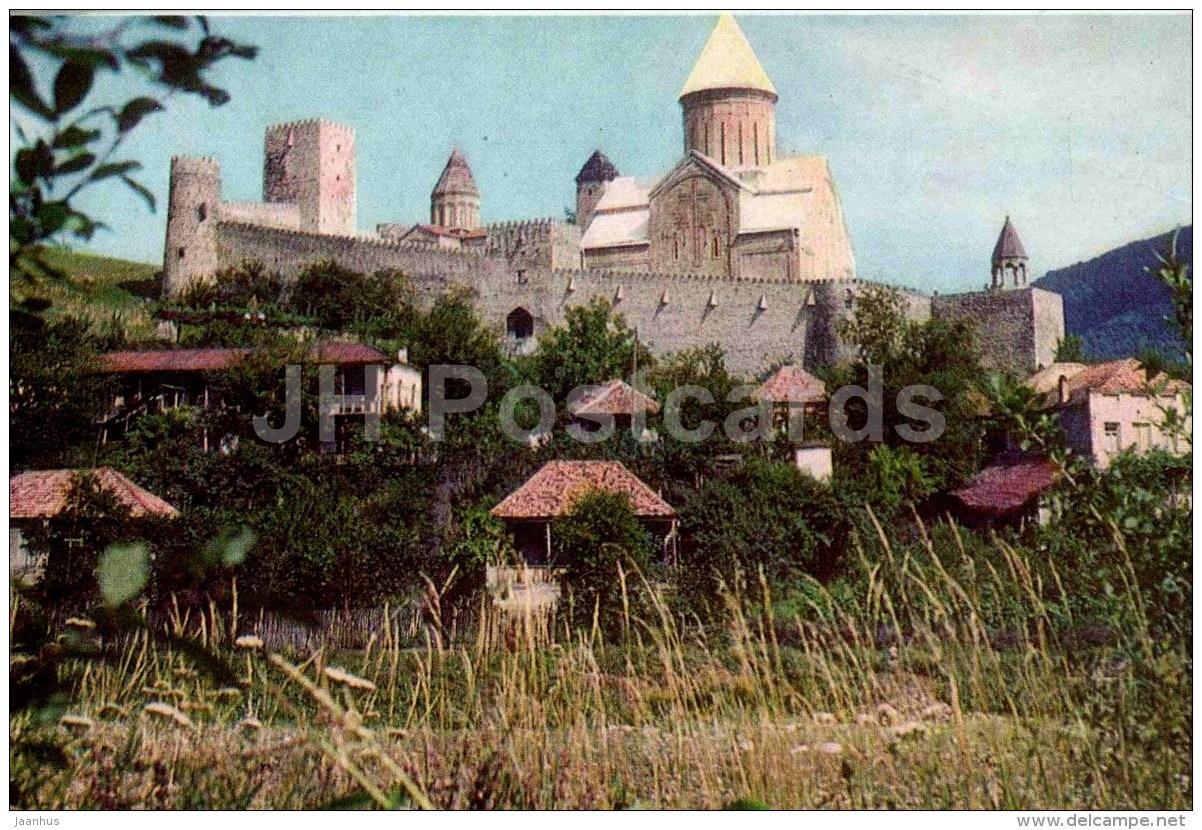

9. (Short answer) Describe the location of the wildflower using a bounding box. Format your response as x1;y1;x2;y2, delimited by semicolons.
812;711;837;725
210;687;243;700
59;713;94;732
234;634;264;650
789;744;810;755
322;666;377;692
98;703;126;719
144;701;195;730
64;617;96;630
853;712;875;726
239;717;263;731
820;741;843;755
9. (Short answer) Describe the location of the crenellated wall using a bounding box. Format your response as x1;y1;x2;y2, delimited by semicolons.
210;219;940;375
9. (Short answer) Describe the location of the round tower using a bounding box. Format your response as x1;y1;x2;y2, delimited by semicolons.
991;215;1029;290
162;156;221;299
679;15;778;168
574;150;619;232
431;148;480;231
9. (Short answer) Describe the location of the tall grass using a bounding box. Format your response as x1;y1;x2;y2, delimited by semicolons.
10;519;1191;809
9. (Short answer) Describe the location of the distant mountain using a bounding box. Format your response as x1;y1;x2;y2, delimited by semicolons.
1034;226;1190;361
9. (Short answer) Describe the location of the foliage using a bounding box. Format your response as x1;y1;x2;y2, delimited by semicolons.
177;261;284;311
829;285;985;504
10;15;256;281
528;297;645;403
10;303;114;469
677;457;847;604
284;260;407;331
554;489;654;634
1149;228;1191;353
1054;333;1086;363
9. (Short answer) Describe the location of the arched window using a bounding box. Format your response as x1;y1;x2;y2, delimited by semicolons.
711;234;721;258
506;307;534;340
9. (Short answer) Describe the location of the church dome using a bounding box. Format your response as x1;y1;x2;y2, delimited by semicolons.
432;148;479;197
576;150;620;185
679;14;777;101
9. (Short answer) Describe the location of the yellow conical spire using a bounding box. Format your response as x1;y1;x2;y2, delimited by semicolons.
679;14;777;99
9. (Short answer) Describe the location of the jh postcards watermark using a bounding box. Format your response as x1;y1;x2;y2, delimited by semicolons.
251;364;946;447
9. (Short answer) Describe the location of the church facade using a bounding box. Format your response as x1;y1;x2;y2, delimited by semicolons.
160;15;1063;376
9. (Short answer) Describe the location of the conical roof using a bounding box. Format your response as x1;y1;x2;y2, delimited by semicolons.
575;150;620;185
432;148;479;197
679;14;777;100
992;215;1028;262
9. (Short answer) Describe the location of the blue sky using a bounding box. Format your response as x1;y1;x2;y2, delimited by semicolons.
29;13;1192;294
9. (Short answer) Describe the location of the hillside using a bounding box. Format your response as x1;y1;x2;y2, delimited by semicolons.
1034;226;1191;361
11;248;161;340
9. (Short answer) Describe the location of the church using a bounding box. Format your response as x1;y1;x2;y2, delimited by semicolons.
160;15;1064;376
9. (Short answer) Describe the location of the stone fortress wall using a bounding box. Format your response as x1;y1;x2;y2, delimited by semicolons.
167;136;1061;379
213;217;937;375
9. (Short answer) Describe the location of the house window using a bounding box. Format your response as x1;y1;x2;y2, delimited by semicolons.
1103;422;1121;454
1133;422;1152;450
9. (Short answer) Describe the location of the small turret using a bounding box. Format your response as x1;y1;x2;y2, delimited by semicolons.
162;156;221;299
574;150;619;232
991;215;1029;290
431;148;480;232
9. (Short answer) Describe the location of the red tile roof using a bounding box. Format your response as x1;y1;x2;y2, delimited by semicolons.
1029;358;1191;407
568;380;660;417
10;468;180;520
491;460;675;520
751;365;827;404
98;343;390;373
951;454;1058;516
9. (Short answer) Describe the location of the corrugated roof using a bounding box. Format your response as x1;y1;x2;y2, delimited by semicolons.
98;343;391;373
11;467;180;520
679;14;777;99
992;216;1028;262
751;365;827;404
432;148;478;197
952;454;1058;516
569;380;660;417
491;460;675;520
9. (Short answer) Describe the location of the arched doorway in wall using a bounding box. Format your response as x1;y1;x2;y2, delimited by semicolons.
506;307;535;340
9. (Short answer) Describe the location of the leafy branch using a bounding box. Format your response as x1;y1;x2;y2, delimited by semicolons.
10;15;256;282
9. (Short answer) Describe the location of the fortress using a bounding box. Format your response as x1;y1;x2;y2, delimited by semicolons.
161;15;1064;376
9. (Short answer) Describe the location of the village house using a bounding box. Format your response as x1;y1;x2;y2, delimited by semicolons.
567;379;660;437
96;343;422;451
491;460;677;566
751;364;832;481
9;467;179;585
952;358;1191;525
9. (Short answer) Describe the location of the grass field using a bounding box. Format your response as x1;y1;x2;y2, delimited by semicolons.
10;528;1191;810
11;247;161;341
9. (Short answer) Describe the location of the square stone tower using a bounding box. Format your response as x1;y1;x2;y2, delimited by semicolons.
263;119;356;235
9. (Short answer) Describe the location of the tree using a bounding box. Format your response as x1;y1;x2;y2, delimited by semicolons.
10;302;114;469
10;15;256;281
1054;333;1087;363
677;457;846;604
528;297;645;403
553;489;654;634
830;285;986;500
1149;228;1191;354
